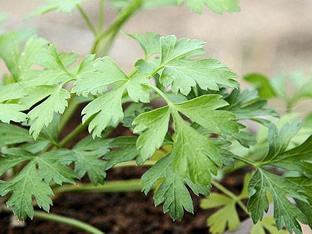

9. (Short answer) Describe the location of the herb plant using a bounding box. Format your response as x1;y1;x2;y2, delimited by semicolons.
0;1;311;233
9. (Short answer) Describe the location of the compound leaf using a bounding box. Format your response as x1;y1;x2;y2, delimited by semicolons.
72;56;128;97
247;168;308;234
104;136;139;170
142;154;208;220
159;36;237;95
37;150;77;185
82;84;126;138
0;123;33;147
73;137;111;185
0;162;53;220
133;106;170;161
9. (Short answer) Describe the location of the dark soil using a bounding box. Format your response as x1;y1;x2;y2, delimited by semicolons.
0;166;248;234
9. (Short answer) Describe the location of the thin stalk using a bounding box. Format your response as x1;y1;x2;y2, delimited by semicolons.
58;118;91;148
114;160;155;168
98;0;105;32
233;155;257;167
58;96;79;133
33;211;104;234
211;180;249;215
77;4;97;36
91;0;142;54
54;179;142;194
149;85;173;105
99;29;119;55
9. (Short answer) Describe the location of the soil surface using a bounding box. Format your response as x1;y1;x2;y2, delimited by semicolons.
0;166;248;234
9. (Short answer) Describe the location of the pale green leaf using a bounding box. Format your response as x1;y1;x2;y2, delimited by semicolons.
26;86;70;139
159;36;237;95
0;104;27;123
133;106;170;160
128;32;161;58
251;217;289;234
29;0;85;17
174;94;238;134
82;84;126;138
72;56;128;97
126;74;151;103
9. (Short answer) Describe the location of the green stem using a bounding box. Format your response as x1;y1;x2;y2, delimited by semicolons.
114;160;155;168
211;180;249;215
149;85;172;105
54;179;142;194
58;118;91;148
98;0;105;32
77;4;97;36
34;211;104;234
233;155;257;167
58;96;79;133
91;0;142;54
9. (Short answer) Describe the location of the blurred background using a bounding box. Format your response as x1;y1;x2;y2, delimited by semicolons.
1;0;312;115
1;0;312;76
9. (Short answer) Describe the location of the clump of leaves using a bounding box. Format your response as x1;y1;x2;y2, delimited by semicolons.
0;0;311;234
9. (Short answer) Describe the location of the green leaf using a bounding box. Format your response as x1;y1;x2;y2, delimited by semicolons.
126;74;151;103
160;35;205;64
133;106;170;161
244;73;276;99
247;168;308;234
177;0;240;14
200;173;250;233
270;135;312;178
263;121;301;161
0;148;35;176
26;85;70;139
201;193;240;233
72;56;128;97
0;34;47;81
73;137;111;185
224;89;279;120
171;112;221;185
21;44;76;87
104;136;139;169
82;84;126;138
0;162;53;220
128;32;161;58
174;94;238;134
159;36;238;95
251;217;289;234
37;150;77;185
204;0;241;14
110;0;177;9
0;123;33;147
29;0;84;17
0;83;24;101
0;104;27;124
141;154;209;220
